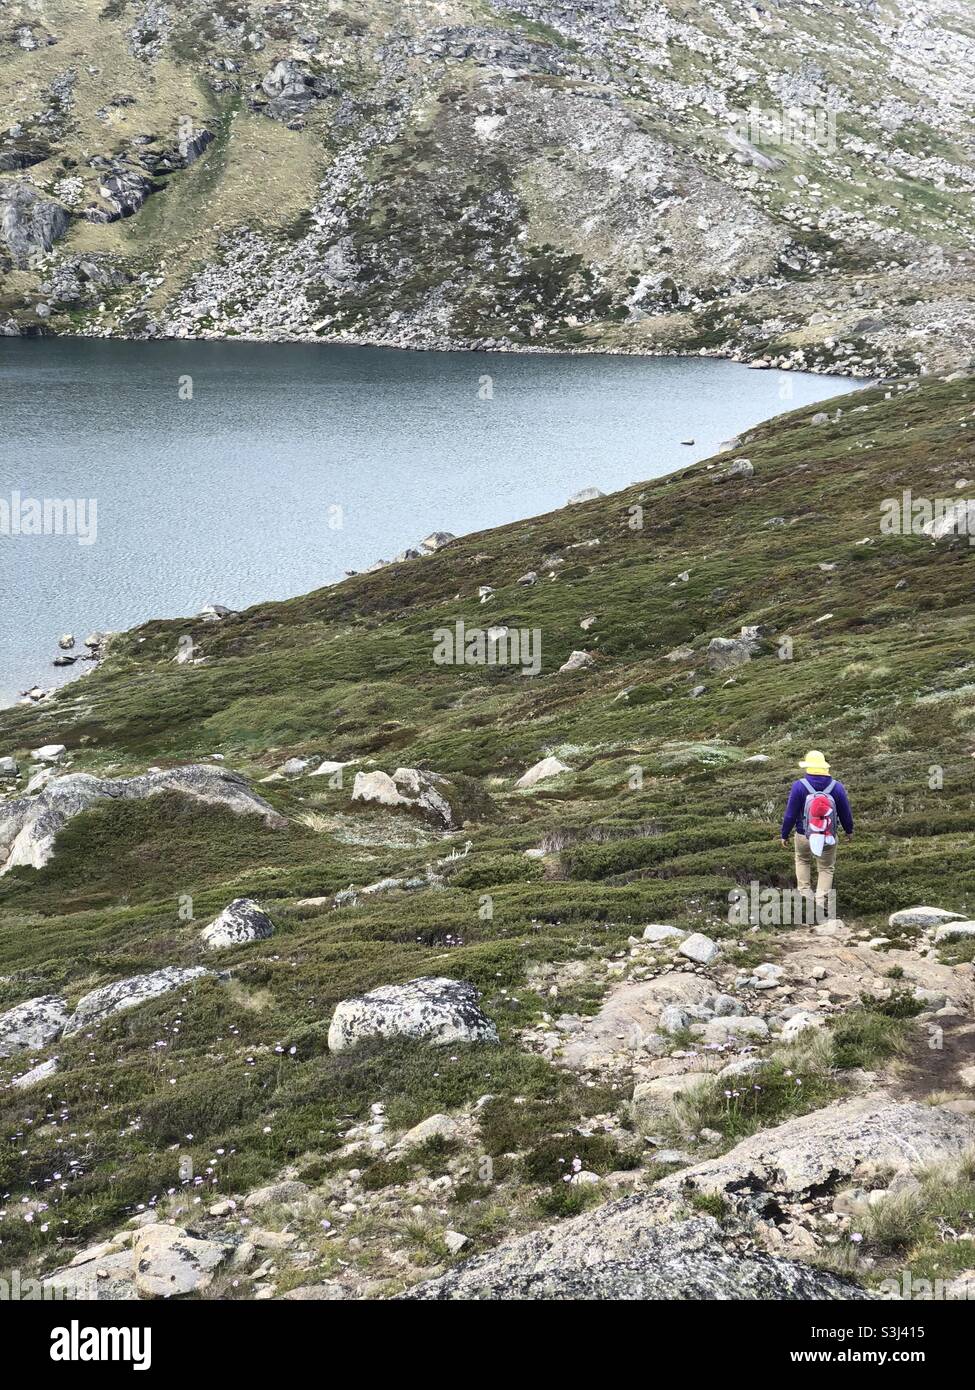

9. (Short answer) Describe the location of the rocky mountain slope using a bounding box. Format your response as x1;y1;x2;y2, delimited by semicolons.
1;372;974;1299
2;0;975;373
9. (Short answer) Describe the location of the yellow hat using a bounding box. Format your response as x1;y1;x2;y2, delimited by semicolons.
799;750;830;774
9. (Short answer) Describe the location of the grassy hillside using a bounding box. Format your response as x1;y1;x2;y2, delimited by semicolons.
1;372;974;1289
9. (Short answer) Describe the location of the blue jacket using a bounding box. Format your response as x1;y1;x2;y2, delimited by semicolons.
781;774;854;840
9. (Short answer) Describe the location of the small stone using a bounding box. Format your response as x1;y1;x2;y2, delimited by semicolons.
642;924;685;943
781;1011;823;1041
243;1182;309;1211
679;933;720;966
558;650;594;674
394;1113;461;1152
31;743;66;762
515;757;571;789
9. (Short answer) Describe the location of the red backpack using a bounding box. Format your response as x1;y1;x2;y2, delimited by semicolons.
801;778;837;842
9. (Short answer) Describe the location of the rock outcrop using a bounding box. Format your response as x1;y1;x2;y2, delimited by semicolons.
132;1224;230;1298
401;1205;869;1301
0;765;285;874
63;967;213;1037
0;179;70;266
328;976;499;1052
350;767;492;829
261;58;339;119
656;1097;974;1204
0;994;69;1057
87;167;158;223
558;972;716;1071
706;625;770;673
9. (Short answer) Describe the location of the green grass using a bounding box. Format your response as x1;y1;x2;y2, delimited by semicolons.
859;1154;975;1288
664;1003;918;1147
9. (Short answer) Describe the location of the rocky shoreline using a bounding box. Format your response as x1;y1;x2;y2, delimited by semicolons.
20;319;884;378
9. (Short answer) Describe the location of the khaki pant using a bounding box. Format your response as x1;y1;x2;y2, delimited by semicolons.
794;833;837;922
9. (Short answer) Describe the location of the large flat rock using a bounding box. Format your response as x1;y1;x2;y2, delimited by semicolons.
401;1202;870;1301
656;1096;974;1201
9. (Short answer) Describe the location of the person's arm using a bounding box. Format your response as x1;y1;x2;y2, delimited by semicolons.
835;783;854;835
780;783;802;841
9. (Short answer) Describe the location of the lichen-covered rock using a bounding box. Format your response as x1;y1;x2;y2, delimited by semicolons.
351;766;492;829
63;967;213;1037
0;994;69;1057
328;976;499;1052
401;1205;869;1301
0;765;285;874
44;1249;139;1301
656;1097;974;1202
392;1113;462;1153
200;898;274;950
133;1224;230;1298
933;920;975;944
888;905;967;929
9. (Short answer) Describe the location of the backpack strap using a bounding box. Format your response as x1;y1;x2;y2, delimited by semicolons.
800;778;816;794
822;779;835;795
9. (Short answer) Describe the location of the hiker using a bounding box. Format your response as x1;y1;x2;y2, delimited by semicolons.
780;751;853;922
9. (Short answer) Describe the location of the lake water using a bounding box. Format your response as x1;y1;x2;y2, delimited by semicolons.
0;339;861;707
